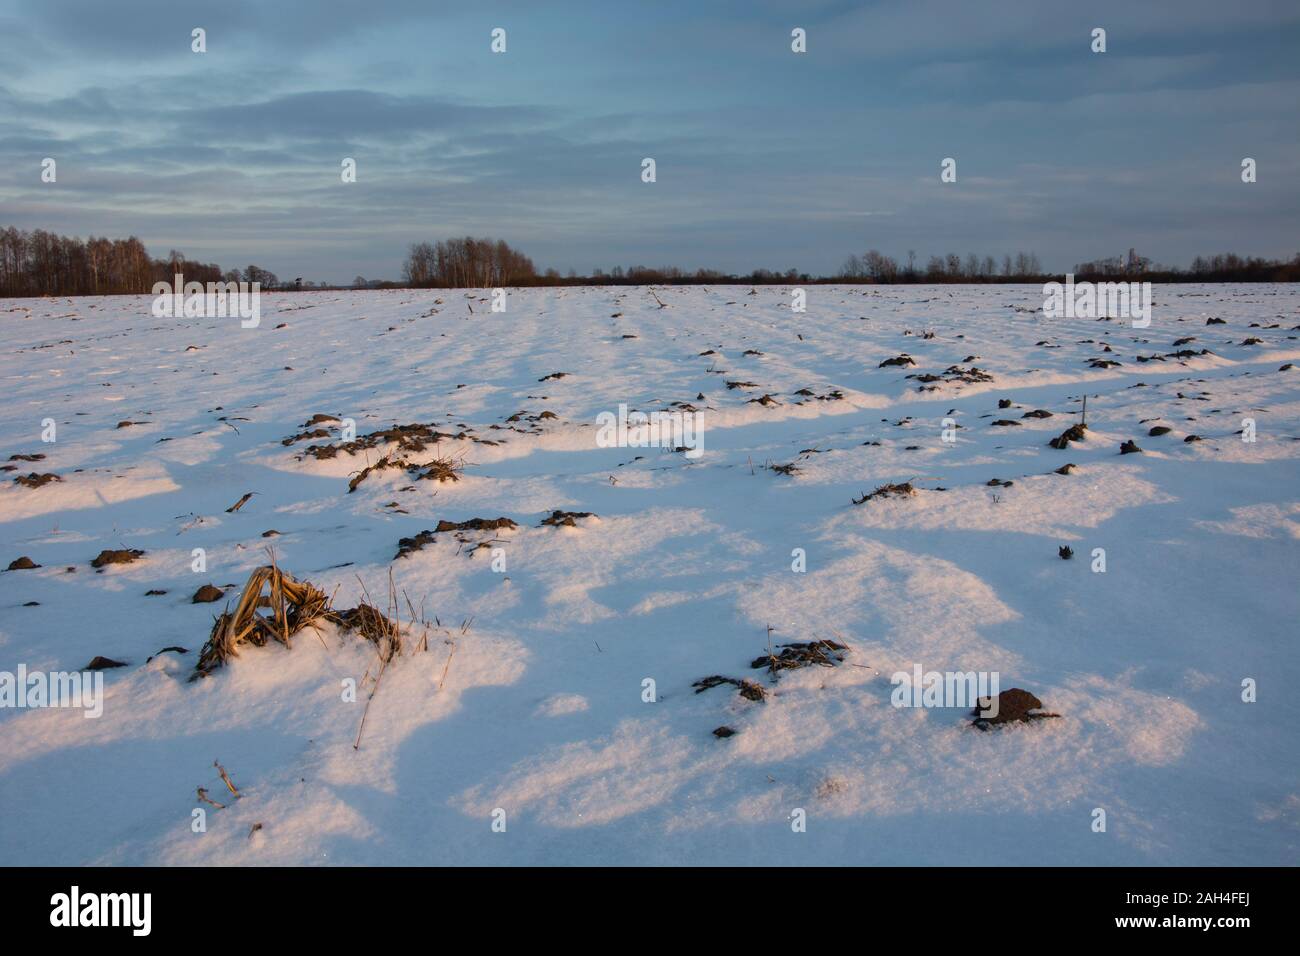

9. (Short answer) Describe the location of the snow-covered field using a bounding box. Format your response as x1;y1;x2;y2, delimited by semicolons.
1;284;1297;866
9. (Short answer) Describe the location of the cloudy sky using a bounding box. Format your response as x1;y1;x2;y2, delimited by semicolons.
1;0;1297;282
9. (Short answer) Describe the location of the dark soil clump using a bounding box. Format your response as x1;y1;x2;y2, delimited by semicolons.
692;675;767;702
281;428;331;446
397;517;519;559
971;688;1060;730
751;639;848;673
330;603;400;648
439;517;517;533
303;423;458;461
91;549;145;568
1048;424;1087;449
879;354;916;368
853;482;915;504
540;510;594;527
395;530;437;559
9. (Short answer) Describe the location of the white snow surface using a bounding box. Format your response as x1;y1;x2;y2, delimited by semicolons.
0;284;1297;865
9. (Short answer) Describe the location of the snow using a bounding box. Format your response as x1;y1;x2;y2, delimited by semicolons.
0;284;1297;865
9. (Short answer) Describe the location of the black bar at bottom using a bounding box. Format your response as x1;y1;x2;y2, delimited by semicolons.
0;865;1277;940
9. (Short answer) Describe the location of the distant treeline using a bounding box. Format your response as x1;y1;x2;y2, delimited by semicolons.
835;249;1300;284
1074;251;1300;283
403;237;537;288
4;225;1298;296
0;226;290;297
403;242;1300;287
839;250;1044;282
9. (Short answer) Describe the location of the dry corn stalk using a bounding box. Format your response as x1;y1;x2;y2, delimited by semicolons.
191;566;332;679
192;565;402;680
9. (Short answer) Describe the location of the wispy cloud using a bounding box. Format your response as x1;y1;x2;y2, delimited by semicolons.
0;0;1296;280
